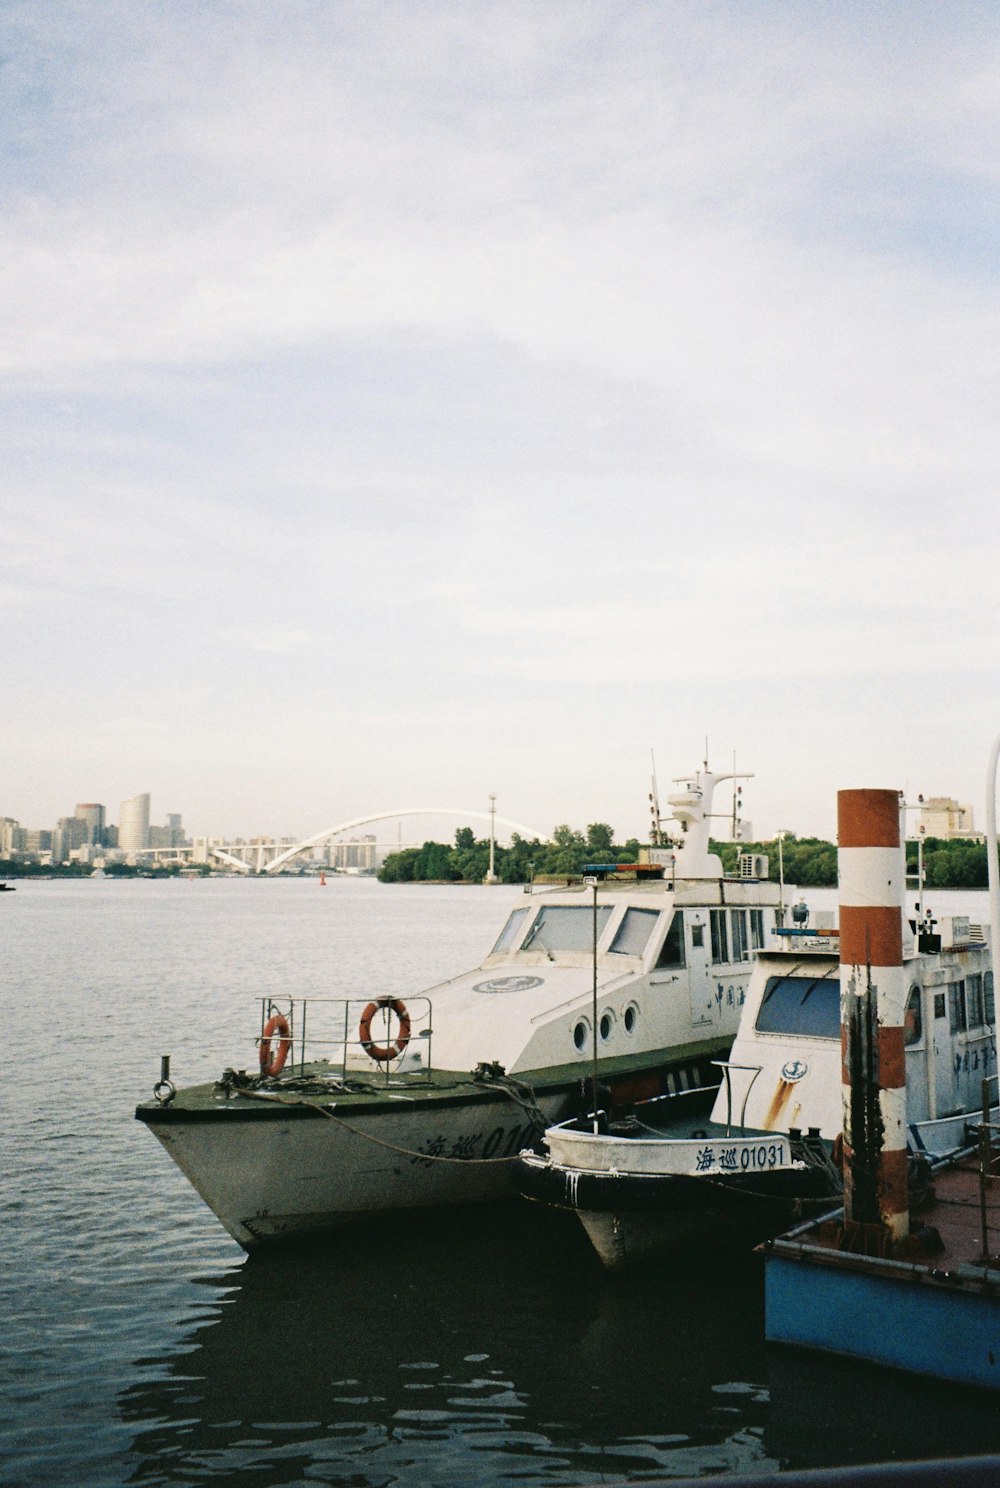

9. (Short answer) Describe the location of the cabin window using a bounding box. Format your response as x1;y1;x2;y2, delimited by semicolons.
610;907;660;958
730;909;749;962
948;980;967;1034
966;973;985;1028
754;973;840;1039
490;908;530;956
934;992;947;1019
986;971;995;1024
656;912;686;968
749;909;765;951
691;923;704;949
710;909;729;964
523;905;612;955
904;985;922;1046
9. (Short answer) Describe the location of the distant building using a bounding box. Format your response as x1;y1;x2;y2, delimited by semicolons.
119;793;151;853
24;829;52;855
53;815;90;862
917;797;981;842
149;813;188;850
0;817;26;856
329;835;378;873
75;803;107;845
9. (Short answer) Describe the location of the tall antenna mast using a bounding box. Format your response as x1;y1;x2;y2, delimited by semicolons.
731;750;738;838
649;749;663;845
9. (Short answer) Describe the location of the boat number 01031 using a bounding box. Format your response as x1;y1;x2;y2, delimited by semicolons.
696;1141;785;1173
741;1142;784;1170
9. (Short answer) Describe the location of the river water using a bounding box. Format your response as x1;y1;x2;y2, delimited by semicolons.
3;876;999;1488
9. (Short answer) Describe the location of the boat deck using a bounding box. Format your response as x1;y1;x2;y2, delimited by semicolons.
770;1155;999;1278
763;1154;1000;1390
136;1060;542;1124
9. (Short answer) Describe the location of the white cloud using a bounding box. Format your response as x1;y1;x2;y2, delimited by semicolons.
2;1;999;834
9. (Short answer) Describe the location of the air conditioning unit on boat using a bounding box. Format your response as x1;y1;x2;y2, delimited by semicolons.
738;853;768;880
939;915;971;949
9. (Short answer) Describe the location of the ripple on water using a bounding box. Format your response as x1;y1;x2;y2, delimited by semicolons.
5;880;1000;1487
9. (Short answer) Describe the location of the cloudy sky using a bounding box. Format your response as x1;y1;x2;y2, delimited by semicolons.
4;1;999;846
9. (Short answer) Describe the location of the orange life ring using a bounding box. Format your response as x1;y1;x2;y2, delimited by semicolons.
359;997;411;1063
259;1012;292;1076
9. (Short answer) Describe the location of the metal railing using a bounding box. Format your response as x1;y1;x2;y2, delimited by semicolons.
712;1059;763;1135
257;995;434;1084
975;1073;1000;1264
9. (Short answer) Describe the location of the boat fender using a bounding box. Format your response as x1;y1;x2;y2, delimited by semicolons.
832;1132;844;1169
359;998;411;1064
259;1012;292;1077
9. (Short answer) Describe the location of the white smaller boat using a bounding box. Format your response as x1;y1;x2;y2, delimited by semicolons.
519;909;999;1268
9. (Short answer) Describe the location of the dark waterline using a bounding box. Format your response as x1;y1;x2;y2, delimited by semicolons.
3;877;998;1487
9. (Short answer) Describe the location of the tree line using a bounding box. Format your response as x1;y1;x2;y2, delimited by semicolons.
377;823;643;884
379;828;996;890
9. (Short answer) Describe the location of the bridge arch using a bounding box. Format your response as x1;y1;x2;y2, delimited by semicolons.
262;808;551;874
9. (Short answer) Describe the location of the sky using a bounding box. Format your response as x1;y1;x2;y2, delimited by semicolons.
3;0;1000;847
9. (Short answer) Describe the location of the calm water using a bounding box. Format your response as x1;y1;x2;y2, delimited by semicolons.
3;877;999;1488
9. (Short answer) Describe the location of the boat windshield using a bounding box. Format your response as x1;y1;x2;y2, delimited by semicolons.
754;973;840;1039
490;908;530;955
522;904;613;954
609;907;661;957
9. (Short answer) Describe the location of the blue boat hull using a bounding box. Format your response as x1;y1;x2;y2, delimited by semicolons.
765;1249;1000;1391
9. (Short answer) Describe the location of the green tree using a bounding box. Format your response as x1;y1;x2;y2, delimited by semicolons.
546;825;588;875
585;822;615;857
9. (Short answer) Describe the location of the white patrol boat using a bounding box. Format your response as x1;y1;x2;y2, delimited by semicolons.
136;767;782;1249
519;909;998;1268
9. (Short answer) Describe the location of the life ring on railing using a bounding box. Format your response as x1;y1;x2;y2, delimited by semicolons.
359;997;411;1064
259;1012;292;1077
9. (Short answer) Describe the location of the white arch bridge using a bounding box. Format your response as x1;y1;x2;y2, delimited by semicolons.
151;808;551;875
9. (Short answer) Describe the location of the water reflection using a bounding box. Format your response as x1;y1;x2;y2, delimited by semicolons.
119;1204;777;1487
765;1350;1000;1472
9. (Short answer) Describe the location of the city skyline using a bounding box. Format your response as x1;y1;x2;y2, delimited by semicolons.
0;783;981;860
4;4;999;845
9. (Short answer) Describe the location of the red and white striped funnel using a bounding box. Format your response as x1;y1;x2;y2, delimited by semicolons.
838;788;909;1243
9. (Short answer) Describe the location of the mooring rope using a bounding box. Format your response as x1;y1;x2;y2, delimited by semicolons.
236;1086;535;1165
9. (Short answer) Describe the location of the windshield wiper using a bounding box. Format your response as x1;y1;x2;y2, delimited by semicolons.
524;922;555;960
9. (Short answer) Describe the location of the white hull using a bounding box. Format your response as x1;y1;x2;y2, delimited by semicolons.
153;1091;566;1248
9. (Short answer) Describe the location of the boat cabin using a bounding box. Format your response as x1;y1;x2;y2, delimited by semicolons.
714;913;997;1153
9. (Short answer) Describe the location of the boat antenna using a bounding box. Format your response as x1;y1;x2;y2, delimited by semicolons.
585;875;600;1133
731;750;741;839
649;749;663;845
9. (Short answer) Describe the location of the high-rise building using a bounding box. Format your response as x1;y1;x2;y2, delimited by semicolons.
119;793;151;853
54;816;90;861
75;803;106;845
0;818;26;856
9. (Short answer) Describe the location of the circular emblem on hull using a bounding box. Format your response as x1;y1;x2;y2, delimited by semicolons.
781;1059;809;1083
472;975;545;994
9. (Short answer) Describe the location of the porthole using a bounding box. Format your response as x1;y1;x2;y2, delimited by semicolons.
599;1010;615;1042
623;1002;639;1035
573;1019;590;1051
